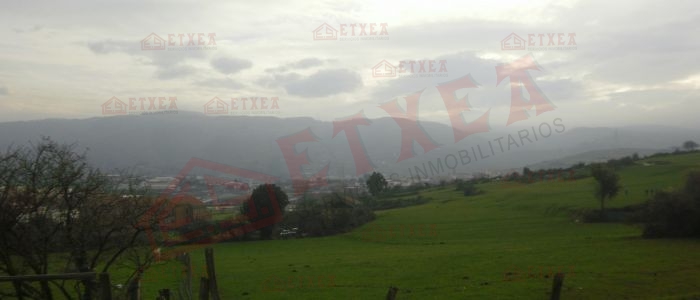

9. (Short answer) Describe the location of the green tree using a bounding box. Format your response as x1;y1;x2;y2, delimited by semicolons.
590;164;621;217
366;172;388;197
683;140;699;151
240;183;289;239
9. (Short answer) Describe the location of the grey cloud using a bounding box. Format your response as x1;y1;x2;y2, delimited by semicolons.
155;65;197;80
607;89;696;107
368;52;584;119
284;69;362;97
370;52;498;103
535;79;585;103
543;0;700;85
148;51;207;68
87;40;136;55
13;25;42;34
210;57;253;75
256;73;304;88
195;78;246;89
265;58;325;73
0;86;9;96
87;39;206;81
87;39;206;66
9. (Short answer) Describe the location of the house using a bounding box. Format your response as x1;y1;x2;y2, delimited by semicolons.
158;195;212;228
146;177;177;190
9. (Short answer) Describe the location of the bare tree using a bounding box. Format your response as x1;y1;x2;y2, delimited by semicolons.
0;138;155;299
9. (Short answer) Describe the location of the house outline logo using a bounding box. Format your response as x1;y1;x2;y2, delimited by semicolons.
101;96;128;115
372;60;397;78
312;23;338;40
501;33;526;50
203;97;229;115
141;33;166;50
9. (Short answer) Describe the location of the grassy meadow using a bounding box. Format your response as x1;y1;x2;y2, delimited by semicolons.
112;152;700;299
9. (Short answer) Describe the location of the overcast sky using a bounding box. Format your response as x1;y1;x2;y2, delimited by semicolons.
0;0;698;130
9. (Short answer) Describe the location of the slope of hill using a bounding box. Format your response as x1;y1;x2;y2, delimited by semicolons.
526;148;663;170
125;152;700;299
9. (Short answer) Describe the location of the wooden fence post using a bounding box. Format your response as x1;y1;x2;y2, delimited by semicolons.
183;253;192;300
157;289;171;300
127;275;140;300
204;248;220;300
198;277;210;300
99;273;112;300
385;286;398;300
550;273;565;300
12;280;24;300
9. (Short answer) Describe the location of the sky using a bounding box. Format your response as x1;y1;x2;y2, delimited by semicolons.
0;0;698;130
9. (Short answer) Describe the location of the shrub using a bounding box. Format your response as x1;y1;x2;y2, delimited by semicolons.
281;194;376;237
640;191;700;238
462;182;480;196
639;171;700;238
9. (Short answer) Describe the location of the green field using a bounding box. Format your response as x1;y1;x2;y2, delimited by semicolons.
134;153;700;299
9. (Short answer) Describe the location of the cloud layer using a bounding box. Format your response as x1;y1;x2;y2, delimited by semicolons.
0;0;697;130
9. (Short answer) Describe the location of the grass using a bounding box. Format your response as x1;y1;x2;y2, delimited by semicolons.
130;152;700;299
8;152;700;299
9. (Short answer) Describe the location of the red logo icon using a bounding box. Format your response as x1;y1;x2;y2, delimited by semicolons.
501;33;526;50
312;23;338;40
101;97;127;115
141;33;166;50
203;97;229;115
372;60;397;78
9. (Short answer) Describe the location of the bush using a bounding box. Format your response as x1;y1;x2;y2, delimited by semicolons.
573;209;608;223
281;194;376;237
639;171;700;238
462;182;480;196
574;204;645;223
640;191;700;238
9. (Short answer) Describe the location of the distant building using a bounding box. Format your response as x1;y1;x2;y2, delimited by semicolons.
146;177;177;190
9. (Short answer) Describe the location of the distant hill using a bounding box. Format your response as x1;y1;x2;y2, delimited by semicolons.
0;113;697;178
